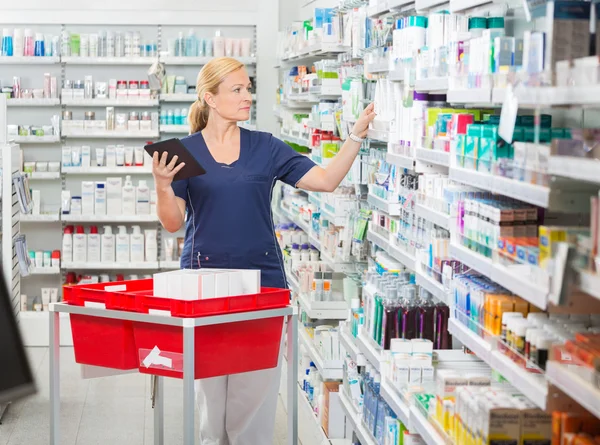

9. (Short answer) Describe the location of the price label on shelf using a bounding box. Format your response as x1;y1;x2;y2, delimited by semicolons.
499;85;519;143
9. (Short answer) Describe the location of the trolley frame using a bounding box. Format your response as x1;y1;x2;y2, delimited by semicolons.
49;302;298;445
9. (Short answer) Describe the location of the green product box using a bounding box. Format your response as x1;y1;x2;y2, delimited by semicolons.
478;124;497;172
465;124;482;170
512;126;524;142
551;128;565;140
539;127;551;143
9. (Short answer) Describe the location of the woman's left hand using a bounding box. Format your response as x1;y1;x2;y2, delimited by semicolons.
351;103;376;139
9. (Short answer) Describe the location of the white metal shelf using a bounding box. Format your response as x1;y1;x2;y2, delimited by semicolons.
414;204;451;231
320;250;362;274
415;267;447;304
546;361;600;420
62;261;160;270
366;229;389;252
388;242;416;271
365;61;389;74
0;56;60;64
446;88;492;104
367;193;401;216
160;94;197;102
299;327;344;380
385;152;415;170
448;319;548;409
62;130;159;139
409;406;445;445
7;98;60;106
298;386;332;445
367;128;389;143
62;166;152;174
29;266;61;275
356;328;382;370
338;388;377;445
415;77;449;92
450;243;549;309
160;124;190;134
298;292;349;320
62;56;157;65
548;156;600;185
62;98;158;107
415;148;450;168
339;326;366;366
281;131;311;147
579;270;600;301
29;172;60;180
280;43;351;64
62;214;158;223
381;379;410;427
12;135;60;144
20;213;61;223
161;56;256;65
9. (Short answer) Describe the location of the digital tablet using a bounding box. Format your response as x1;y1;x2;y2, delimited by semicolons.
144;138;207;182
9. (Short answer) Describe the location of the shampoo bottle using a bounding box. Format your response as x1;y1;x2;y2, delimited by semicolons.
73;225;87;263
116;225;130;263
62;225;74;263
87;225;101;262
101;225;115;263
136;180;150;215
130;225;145;263
144;229;158;262
122;175;135;215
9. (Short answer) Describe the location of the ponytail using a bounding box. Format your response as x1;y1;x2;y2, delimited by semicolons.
189;99;209;134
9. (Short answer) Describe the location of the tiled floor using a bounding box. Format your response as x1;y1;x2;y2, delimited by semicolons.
0;348;289;445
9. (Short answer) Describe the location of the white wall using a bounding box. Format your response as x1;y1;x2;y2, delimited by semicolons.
0;0;280;132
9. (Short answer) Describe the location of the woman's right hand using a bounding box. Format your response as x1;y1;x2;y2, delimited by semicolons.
152;151;186;192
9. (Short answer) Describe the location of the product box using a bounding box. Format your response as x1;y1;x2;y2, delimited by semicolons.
81;181;95;215
322;382;345;439
152;269;261;301
106;177;123;215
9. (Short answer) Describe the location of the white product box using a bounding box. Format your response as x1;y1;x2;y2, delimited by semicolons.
153;269;261;301
106;177;123;215
106;145;116;167
140;120;152;131
32;190;41;215
81;146;91;167
81;181;95;215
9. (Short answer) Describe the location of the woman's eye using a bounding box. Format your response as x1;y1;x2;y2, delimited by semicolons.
234;88;241;93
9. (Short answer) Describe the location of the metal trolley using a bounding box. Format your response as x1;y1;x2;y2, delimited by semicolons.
49;302;299;445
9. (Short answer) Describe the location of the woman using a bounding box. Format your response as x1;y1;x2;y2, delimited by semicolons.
153;57;375;445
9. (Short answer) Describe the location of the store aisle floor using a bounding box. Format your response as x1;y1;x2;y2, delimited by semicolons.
0;348;289;445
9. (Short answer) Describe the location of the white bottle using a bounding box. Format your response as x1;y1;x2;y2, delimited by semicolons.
116;225;130;263
101;225;115;263
62;225;74;263
136;180;150;215
150;190;157;215
87;226;101;263
144;229;158;262
73;226;87;263
122;175;135;215
130;225;145;263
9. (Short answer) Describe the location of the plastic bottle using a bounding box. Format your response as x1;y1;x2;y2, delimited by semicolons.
136;180;150;215
213;30;225;57
144;229;158;262
24;29;34;56
87;225;101;263
34;33;44;57
130;226;145;262
62;225;74;263
2;29;14;57
417;288;436;342
72;226;87;263
101;226;115;263
122;175;135;215
399;285;418;339
116;226;130;263
290;243;301;272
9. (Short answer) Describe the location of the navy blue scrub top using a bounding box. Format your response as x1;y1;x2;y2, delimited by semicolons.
172;128;316;289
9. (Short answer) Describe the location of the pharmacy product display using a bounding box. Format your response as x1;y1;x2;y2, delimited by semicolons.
275;1;600;443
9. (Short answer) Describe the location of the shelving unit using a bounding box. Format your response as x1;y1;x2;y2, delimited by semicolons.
61;56;157;65
61;130;159;139
7;98;60;106
299;326;344;380
338;388;378;445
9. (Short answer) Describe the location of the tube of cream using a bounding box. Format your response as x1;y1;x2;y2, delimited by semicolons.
95;147;105;167
50;288;58;303
115;145;125;166
165;238;174;261
61;190;71;214
42;288;50;311
71;146;82;167
21;294;28;312
124;146;134;166
134;146;145;166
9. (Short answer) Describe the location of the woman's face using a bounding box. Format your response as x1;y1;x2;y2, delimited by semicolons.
205;68;253;123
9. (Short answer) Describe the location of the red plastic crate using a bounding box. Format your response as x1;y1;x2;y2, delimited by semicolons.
66;279;290;377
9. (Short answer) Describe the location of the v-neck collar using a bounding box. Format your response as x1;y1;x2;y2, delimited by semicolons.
199;127;247;169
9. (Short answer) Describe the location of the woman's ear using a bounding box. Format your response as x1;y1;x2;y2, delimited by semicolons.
204;92;216;109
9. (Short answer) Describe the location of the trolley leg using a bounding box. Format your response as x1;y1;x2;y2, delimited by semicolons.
154;376;164;445
183;323;195;445
49;310;60;445
287;313;298;445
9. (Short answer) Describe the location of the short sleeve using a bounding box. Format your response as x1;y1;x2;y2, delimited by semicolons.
171;178;189;202
270;135;316;187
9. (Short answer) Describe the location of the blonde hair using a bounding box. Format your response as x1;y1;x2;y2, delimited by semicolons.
188;57;245;134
